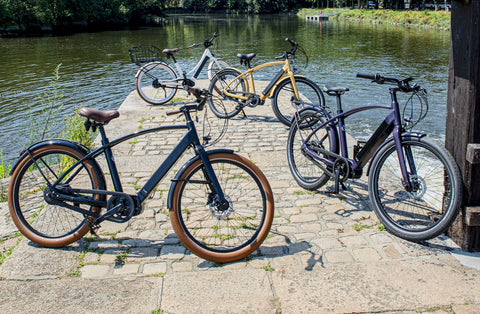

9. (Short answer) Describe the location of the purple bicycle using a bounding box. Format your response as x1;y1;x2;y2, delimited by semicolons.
287;73;462;242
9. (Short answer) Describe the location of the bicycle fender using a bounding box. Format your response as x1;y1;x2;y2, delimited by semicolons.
366;132;427;175
167;149;234;210
10;139;106;190
288;105;330;125
270;74;306;97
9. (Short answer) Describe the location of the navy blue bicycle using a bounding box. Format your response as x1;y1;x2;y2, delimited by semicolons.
8;88;274;263
287;73;462;242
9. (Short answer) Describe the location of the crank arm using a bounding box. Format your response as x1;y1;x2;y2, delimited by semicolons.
302;149;335;178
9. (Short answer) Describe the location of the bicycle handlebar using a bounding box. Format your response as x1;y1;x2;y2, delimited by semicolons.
166;88;210;116
285;37;298;47
186;33;220;50
276;37;299;60
356;73;420;92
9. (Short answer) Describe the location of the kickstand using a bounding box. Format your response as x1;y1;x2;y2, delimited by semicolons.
241;109;247;117
334;167;341;194
327;167;346;194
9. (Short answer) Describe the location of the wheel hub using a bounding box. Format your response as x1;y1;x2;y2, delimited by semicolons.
409;175;427;200
209;195;233;219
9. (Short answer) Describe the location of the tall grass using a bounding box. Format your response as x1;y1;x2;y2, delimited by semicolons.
23;63;65;144
0;149;12;201
64;107;95;148
0;64;95;202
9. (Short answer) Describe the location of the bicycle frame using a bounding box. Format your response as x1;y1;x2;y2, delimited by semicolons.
222;58;300;102
170;47;222;85
302;87;423;190
136;47;223;88
35;106;227;221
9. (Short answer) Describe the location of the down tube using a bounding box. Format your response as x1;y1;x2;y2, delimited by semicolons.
136;131;195;202
354;112;395;169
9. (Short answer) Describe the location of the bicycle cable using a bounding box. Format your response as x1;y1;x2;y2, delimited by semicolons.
198;101;228;147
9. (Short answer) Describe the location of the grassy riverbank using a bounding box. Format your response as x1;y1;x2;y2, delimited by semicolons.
298;8;451;30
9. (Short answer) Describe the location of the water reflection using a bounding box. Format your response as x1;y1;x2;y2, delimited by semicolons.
0;15;450;163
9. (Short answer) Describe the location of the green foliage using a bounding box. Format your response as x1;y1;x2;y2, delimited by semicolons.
64;108;95;148
0;149;11;180
0;234;22;266
0;149;11;202
352;222;372;232
298;8;451;30
0;0;168;29
181;0;304;13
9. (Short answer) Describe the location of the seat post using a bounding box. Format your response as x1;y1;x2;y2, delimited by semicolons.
336;94;344;115
98;124;110;146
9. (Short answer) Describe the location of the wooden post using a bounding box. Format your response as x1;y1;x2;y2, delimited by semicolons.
446;0;480;251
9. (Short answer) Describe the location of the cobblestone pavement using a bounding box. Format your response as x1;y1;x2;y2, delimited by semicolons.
1;81;479;313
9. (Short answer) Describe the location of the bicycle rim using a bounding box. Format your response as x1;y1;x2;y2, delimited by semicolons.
170;153;274;263
287;109;333;190
369;138;461;241
8;145;102;247
136;62;177;105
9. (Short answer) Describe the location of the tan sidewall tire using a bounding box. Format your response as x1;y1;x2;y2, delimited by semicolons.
170;152;274;263
8;145;102;248
135;62;177;105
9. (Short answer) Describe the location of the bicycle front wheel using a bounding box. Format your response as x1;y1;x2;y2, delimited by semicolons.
136;61;178;105
170;152;274;263
272;77;325;126
8;144;103;247
287;108;336;190
368;137;462;241
208;68;246;119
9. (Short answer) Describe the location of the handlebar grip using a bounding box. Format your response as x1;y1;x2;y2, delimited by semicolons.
356;73;377;80
166;109;182;116
285;37;297;47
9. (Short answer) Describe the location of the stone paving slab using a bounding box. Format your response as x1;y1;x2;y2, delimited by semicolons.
161;268;276;313
1;80;479;313
0;239;83;279
272;255;480;313
0;277;161;313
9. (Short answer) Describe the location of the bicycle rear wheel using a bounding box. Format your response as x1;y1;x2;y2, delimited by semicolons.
208;68;246;119
368;137;462;241
8;144;103;247
136;61;178;105
272;77;325;126
287;108;336;190
170;152;274;263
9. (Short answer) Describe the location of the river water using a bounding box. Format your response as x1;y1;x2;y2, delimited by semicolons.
0;15;450;164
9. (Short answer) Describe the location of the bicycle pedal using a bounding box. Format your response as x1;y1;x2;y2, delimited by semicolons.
87;220;101;236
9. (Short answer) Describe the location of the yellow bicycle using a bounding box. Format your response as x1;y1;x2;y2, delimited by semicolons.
207;38;325;126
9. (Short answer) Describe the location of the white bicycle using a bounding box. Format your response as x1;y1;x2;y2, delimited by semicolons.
131;32;229;105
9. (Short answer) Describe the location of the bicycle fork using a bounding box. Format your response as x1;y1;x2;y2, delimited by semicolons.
196;146;230;211
184;110;229;211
